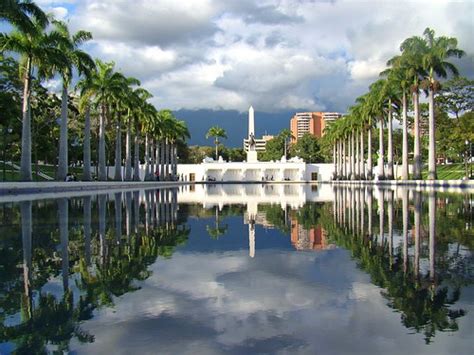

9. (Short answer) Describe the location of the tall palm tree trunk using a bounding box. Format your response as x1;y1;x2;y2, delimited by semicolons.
150;139;155;177
57;83;69;181
133;133;140;181
215;138;219;160
350;133;355;180
98;104;107;181
413;90;422;179
165;138;170;179
360;130;365;179
401;91;409;180
125;120;132;181
144;134;150;180
160;140;165;181
342;139;347;180
114;120;122;181
20;58;32;181
83;105;92;181
338;140;343;179
367;126;373;179
155;139;161;178
378;118;384;179
387;103;394;180
355;132;360;178
428;88;437;180
347;137;352;180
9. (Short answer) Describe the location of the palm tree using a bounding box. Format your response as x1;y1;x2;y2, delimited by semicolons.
85;60;125;181
111;74;140;181
421;28;464;180
369;80;386;179
141;102;158;180
0;0;48;34
206;126;227;160
0;21;67;181
383;56;411;180
400;35;427;180
53;20;95;181
123;87;146;181
76;81;94;181
170;119;190;180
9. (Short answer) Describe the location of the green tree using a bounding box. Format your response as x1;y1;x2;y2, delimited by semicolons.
259;129;292;161
0;21;68;180
436;76;474;119
206;126;227;160
290;133;322;163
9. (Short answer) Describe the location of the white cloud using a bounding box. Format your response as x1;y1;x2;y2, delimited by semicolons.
349;58;387;81
57;0;473;113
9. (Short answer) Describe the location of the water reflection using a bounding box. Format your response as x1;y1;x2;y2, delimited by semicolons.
330;185;473;343
0;185;472;353
0;189;188;353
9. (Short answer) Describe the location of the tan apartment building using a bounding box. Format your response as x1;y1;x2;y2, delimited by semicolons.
290;112;342;143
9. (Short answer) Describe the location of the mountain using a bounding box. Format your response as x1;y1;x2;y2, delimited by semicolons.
174;109;295;147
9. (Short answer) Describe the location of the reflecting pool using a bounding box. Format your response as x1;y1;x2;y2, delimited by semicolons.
0;184;473;354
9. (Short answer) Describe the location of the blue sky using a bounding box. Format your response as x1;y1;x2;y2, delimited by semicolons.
31;0;473;115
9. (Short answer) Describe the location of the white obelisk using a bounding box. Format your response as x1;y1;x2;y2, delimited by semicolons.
247;105;258;162
248;105;255;138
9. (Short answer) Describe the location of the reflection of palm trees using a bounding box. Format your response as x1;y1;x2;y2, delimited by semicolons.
429;192;436;281
114;192;122;244
84;196;92;266
58;198;69;291
21;201;32;319
413;191;421;277
387;189;394;266
402;189;409;273
206;206;228;239
323;187;468;344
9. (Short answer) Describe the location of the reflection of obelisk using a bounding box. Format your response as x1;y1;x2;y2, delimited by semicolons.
247;201;257;258
249;221;255;258
247;106;258;163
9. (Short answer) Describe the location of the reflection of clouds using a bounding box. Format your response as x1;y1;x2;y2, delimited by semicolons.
72;250;474;355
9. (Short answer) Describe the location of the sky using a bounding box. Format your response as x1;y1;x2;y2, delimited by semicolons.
30;0;474;144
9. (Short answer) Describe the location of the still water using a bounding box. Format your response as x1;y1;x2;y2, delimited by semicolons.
0;184;473;354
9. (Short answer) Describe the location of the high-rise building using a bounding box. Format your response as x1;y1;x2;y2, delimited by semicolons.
290;112;342;143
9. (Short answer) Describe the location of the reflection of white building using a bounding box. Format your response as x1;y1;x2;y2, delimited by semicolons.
177;183;334;208
178;183;335;258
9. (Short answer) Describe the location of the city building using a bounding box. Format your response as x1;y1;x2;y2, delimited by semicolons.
290;112;342;143
243;134;274;152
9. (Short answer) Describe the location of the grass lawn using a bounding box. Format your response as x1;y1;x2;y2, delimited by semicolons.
421;163;472;180
0;162;84;182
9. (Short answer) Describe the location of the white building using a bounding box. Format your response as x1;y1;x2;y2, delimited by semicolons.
176;158;334;182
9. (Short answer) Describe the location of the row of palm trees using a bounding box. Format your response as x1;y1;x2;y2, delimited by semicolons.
325;27;464;181
0;0;189;181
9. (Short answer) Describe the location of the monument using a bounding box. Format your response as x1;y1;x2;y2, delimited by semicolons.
247;106;258;163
